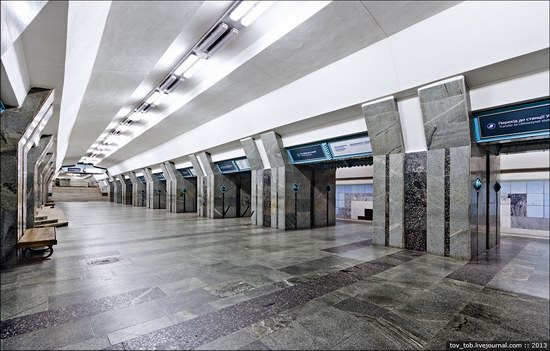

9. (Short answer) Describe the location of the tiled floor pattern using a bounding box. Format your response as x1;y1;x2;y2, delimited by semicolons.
0;202;548;350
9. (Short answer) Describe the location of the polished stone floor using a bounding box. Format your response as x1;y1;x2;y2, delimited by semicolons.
1;202;549;350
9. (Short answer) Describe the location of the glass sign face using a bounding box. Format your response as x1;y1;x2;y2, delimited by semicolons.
189;168;196;176
474;99;549;143
178;168;191;177
154;173;165;181
287;144;330;164
216;160;238;173
235;158;250;171
328;136;372;159
138;176;146;182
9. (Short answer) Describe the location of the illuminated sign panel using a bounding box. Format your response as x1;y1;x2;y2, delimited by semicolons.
328;136;372;159
178;168;192;177
154;173;165;181
287;144;330;163
474;99;549;143
216;160;238;173
235;158;250;171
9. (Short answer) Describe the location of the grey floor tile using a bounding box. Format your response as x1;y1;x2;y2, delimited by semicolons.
1;318;94;350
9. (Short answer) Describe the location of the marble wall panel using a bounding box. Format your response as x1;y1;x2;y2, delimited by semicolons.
362;97;405;155
212;174;238;218
240;172;252;217
197;152;220;176
261;132;291;168
488;153;500;248
0;88;54;264
241;137;264;170
128;172;146;207
180;177;197;213
419;76;471;150
313;169;336;228
201;176;208;217
426;148;445;256
372;155;386;246
262;169;271;227
160;163;174;212
450;145;471;260
26;135;53;228
36;152;53;209
108;181;115;202
404;152;427;252
251;170;260;225
114;179;123;204
119;176;132;205
143;168;166;209
284;166;313;230
388;154;404;248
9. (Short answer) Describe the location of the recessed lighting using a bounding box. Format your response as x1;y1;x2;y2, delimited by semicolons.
229;1;257;21
241;1;273;26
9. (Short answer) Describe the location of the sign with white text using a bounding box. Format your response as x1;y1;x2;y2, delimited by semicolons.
328;136;372;159
474;99;549;143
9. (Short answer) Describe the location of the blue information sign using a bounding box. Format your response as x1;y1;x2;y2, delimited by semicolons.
178;168;191;177
138;176;146;182
216;160;238;173
154;173;165;181
474;99;549;143
67;167;81;172
287;144;330;164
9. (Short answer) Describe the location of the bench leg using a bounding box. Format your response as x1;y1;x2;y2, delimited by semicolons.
23;246;54;259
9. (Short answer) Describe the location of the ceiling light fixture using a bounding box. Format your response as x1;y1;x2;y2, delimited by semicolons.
241;1;273;26
229;1;257;21
183;58;207;78
196;23;229;54
207;28;239;56
174;54;199;75
145;90;166;106
159;74;185;93
85;0;275;164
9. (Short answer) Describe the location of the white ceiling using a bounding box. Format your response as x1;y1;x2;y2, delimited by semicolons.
46;0;460;168
8;1;511;172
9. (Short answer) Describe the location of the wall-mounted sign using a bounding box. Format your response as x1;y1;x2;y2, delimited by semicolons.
216;160;238;173
138;176;146;182
178;168;192;178
474;99;549;143
328;136;372;159
235;158;251;171
154;173;165;181
287;144;330;164
67;167;82;172
292;183;300;192
220;185;228;193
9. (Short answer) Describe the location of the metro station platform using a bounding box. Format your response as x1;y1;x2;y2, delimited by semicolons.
1;202;548;350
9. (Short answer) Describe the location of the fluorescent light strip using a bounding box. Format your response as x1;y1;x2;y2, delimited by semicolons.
145;90;164;105
86;1;274;165
174;54;199;76
241;1;273;26
183;58;207;78
229;1;257;21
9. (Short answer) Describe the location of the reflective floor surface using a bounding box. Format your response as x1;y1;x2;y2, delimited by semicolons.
1;202;548;350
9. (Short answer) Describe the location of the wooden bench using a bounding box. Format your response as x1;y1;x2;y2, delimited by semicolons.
17;228;57;259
